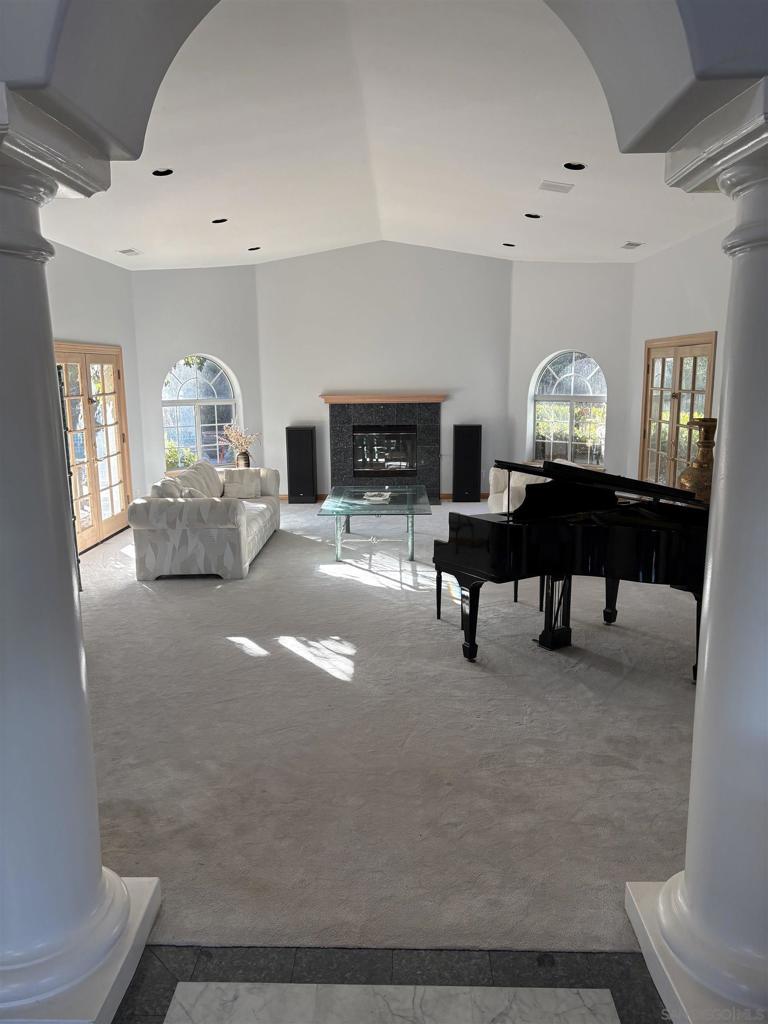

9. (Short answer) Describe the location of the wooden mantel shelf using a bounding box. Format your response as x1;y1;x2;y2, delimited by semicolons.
320;392;448;404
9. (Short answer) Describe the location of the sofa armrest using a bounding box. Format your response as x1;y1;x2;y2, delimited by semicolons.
258;467;280;497
128;496;245;530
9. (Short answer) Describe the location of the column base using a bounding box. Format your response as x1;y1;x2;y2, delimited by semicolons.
0;878;160;1024
626;882;759;1024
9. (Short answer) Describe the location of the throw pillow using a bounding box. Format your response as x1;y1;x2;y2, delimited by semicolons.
150;478;183;498
180;486;207;498
223;468;262;499
191;460;224;497
174;466;210;495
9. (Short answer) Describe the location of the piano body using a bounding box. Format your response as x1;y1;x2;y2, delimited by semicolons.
433;460;709;680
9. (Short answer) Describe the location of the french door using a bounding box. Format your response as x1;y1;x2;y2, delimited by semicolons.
55;343;133;552
638;332;717;487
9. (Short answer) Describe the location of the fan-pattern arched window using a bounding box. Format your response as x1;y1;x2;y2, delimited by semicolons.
534;351;607;466
162;355;236;469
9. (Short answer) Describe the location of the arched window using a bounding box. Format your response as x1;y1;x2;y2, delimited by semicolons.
162;355;237;469
533;351;607;466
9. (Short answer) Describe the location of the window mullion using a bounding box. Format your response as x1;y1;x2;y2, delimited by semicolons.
195;404;202;461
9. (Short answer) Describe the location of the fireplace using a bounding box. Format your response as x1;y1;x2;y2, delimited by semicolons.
323;393;446;504
353;425;417;477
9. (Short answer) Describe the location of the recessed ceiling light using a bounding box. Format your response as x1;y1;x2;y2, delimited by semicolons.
563;162;586;171
152;168;173;177
524;213;541;219
117;248;142;256
248;246;261;251
502;242;516;247
212;218;228;224
622;240;644;249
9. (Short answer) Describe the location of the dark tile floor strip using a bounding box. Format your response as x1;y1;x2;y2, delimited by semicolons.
113;946;666;1024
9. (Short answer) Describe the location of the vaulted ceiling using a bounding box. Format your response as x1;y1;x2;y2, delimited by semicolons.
41;0;733;270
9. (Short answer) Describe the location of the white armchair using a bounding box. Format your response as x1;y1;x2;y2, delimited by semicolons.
488;465;548;514
128;462;280;580
488;458;604;514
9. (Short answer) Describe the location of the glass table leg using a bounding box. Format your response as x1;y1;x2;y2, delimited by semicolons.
335;515;344;561
407;514;415;560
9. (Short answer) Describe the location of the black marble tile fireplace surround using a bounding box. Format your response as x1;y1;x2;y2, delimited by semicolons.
329;402;441;503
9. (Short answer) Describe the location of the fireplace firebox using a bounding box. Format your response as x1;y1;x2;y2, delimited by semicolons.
353;424;417;477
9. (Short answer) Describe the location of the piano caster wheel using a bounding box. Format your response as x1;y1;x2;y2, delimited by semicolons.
462;642;478;661
603;609;617;624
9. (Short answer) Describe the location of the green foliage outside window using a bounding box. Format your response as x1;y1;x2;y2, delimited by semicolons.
165;437;197;471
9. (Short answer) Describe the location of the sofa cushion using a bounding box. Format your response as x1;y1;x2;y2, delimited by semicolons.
174;465;215;497
151;478;183;498
180;486;207;498
240;498;277;563
224;468;262;499
192;459;225;497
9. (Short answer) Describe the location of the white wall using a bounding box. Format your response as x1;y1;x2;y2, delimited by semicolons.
130;265;261;489
626;221;732;475
508;261;635;474
45;243;146;496
48;231;734;504
254;241;512;493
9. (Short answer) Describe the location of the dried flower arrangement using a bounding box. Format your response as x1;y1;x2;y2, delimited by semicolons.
221;424;262;454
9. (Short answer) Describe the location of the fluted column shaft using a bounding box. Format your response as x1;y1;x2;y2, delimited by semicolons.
0;166;130;1007
656;164;768;1009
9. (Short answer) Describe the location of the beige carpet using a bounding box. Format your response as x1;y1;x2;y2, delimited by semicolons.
79;502;695;950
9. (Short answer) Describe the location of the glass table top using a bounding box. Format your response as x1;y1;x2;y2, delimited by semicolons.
318;484;432;516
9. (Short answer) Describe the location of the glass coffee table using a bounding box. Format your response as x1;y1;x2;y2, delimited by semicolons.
318;485;432;561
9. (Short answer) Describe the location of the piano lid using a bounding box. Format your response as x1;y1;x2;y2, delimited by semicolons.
493;459;708;508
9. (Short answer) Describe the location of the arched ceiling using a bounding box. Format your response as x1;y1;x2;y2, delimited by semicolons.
41;0;733;270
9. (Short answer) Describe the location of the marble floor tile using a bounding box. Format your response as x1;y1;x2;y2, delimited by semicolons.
165;982;315;1023
163;983;620;1024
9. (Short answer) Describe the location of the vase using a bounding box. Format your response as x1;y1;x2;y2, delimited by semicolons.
236;450;251;469
678;417;717;502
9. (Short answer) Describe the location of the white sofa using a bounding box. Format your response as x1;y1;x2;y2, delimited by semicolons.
128;461;280;580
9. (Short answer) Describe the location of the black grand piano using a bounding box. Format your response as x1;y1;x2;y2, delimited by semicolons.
433;459;709;681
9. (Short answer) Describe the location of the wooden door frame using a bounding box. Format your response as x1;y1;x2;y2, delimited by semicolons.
54;341;134;546
637;331;717;480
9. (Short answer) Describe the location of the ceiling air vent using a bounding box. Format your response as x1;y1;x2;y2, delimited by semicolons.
539;180;574;193
117;248;142;256
621;241;644;249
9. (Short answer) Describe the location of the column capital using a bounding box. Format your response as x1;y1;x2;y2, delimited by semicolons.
665;78;768;194
0;84;110;200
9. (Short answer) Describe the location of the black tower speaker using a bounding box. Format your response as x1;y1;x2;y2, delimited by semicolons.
452;424;482;501
286;426;317;503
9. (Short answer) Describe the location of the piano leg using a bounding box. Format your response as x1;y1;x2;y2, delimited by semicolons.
455;574;483;661
538;575;572;649
603;577;620;624
539;575;545;612
692;591;702;684
514;579;519;603
436;570;442;620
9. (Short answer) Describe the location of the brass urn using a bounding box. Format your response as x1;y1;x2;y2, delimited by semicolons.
678;417;717;502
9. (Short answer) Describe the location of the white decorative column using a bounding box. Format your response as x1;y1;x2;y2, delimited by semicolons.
0;91;159;1024
627;80;768;1020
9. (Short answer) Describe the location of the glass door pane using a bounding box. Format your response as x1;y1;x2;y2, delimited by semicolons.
86;352;129;540
642;354;674;484
57;356;100;551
